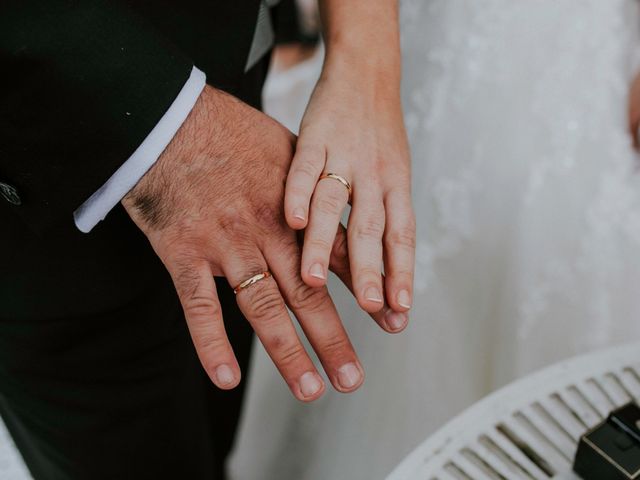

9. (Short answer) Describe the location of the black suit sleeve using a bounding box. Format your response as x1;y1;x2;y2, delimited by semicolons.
0;1;194;232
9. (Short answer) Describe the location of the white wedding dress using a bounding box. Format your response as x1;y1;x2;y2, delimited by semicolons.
230;1;640;479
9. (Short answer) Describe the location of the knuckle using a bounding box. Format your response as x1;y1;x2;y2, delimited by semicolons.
306;237;333;252
290;283;328;313
356;267;382;282
273;341;306;369
217;211;249;236
246;286;285;322
217;216;257;248
194;332;228;355
315;196;343;216
353;217;385;240
254;203;282;229
173;264;203;300
291;158;320;180
184;295;222;320
387;226;417;249
392;268;414;279
319;333;351;358
278;233;300;251
238;261;270;280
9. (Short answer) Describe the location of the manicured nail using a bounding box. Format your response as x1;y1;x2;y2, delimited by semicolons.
309;263;326;280
397;290;412;309
364;286;383;303
385;310;408;331
215;364;235;386
337;363;362;390
299;372;323;398
293;208;306;221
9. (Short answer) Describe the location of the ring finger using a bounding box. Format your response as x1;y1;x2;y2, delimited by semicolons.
301;170;351;287
224;254;324;402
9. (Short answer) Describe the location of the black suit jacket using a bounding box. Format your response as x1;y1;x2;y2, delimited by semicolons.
0;5;277;472
0;0;268;326
0;0;262;232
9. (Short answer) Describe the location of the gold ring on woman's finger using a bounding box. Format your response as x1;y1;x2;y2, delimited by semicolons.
318;173;352;197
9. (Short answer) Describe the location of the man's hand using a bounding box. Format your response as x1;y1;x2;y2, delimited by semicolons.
122;85;382;402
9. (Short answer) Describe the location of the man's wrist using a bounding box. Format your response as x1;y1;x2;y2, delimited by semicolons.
122;84;228;229
74;66;206;233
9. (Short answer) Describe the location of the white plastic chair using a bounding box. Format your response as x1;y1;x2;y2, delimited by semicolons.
388;343;640;480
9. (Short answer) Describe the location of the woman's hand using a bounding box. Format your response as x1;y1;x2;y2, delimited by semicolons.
284;53;415;331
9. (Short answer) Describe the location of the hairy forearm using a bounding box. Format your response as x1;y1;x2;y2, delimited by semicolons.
318;0;401;81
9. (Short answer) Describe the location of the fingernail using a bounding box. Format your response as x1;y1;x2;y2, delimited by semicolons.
299;371;323;398
337;363;362;390
293;208;306;221
309;263;326;280
385;310;408;331
364;286;383;303
398;290;412;309
215;364;235;386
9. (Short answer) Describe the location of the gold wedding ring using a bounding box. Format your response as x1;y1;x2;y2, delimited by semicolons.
233;271;272;295
318;173;353;197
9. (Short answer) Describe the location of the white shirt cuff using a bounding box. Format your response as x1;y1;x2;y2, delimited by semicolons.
73;65;207;233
